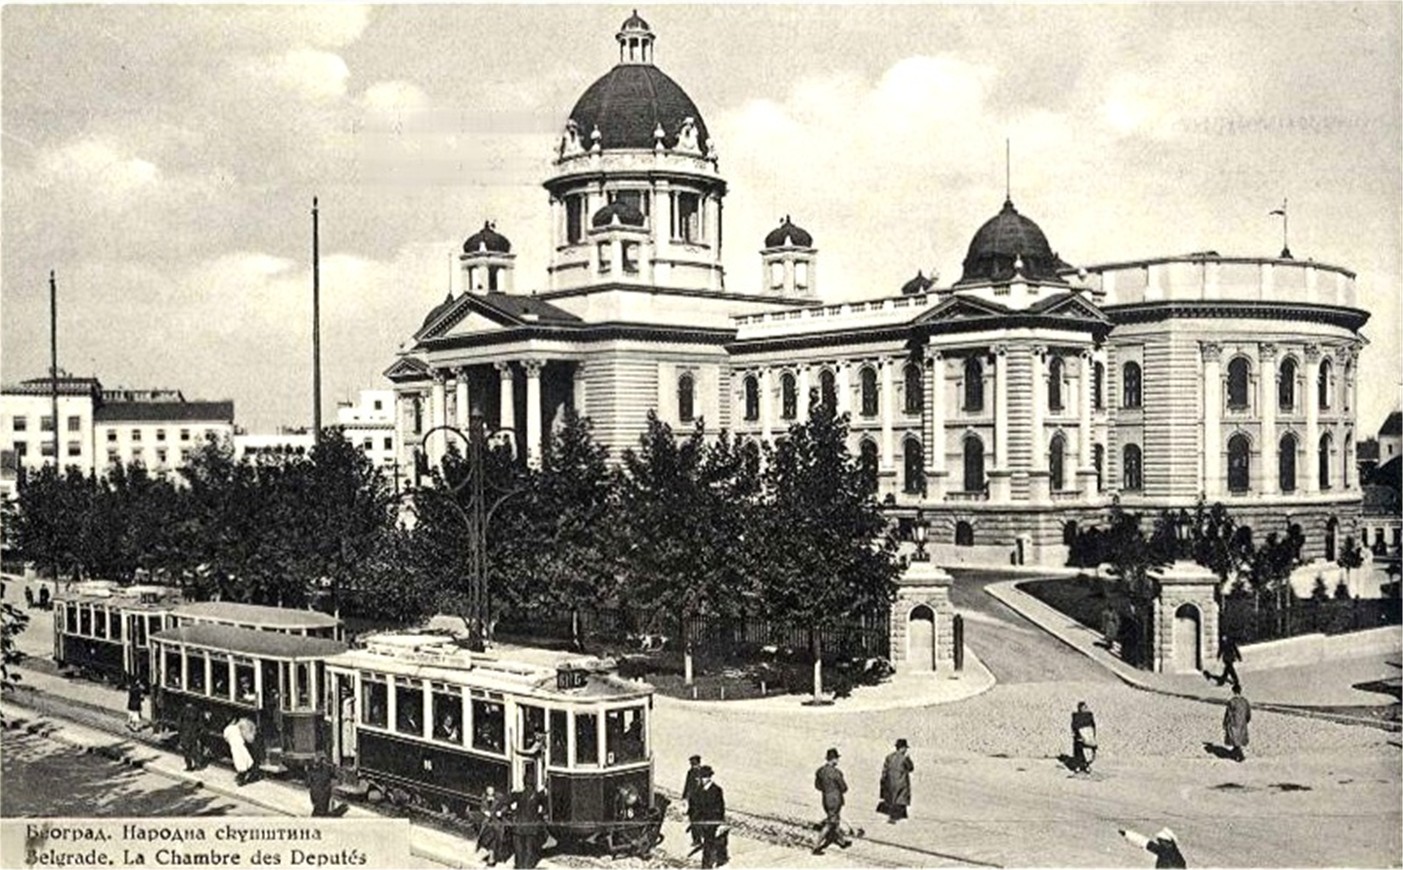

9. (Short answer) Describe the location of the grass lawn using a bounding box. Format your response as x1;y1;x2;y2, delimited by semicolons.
1018;574;1133;631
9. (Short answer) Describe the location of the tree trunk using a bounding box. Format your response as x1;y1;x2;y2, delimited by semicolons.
570;607;582;652
810;627;824;701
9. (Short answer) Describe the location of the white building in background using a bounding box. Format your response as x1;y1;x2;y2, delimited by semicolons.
335;389;398;480
232;429;316;462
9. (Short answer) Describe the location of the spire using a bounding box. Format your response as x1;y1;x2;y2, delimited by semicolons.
1269;198;1292;259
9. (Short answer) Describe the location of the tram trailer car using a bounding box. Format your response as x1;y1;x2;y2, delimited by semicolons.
150;623;347;768
53;585;183;685
169;601;344;640
325;632;659;844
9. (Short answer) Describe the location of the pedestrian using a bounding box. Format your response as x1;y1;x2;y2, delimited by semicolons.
1071;701;1097;774
1222;683;1251;762
224;716;256;786
178;702;204;771
879;739;913;822
476;786;511;867
125;678;146;731
1210;635;1242;689
24;586;34;609
509;787;547;869
812;747;853;854
683;754;705;849
1100;605;1121;654
1119;827;1187;868
306;755;343;817
690;765;727;868
38;584;50;610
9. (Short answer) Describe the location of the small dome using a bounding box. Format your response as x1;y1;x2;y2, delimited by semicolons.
419;291;457;331
620;9;651;32
463;221;511;255
591;200;647;228
764;216;813;249
901;271;933;296
955;199;1070;286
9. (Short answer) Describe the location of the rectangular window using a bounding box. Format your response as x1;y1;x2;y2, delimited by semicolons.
605;706;646;766
40;416;54;432
234;659;256;704
362;438;373;451
395;678;422;736
40;441;56;457
131;614;147;648
131;429;142;442
156;449;168;465
132;447;144;462
363;677;388;728
67;441;81;458
93;607;107;639
156;429;166;442
472;698;505;753
13;416;26;432
67;416;81;432
598;243;612;274
566;195;585;245
373;400;383;411
107;430;118;442
15;442;28;458
675;193;701;243
432;686;462;743
210;654;231;699
188;651;207;693
181;428;191;442
164;648;183;689
295;662;312;709
110;611;123;641
79;606;92;637
66;604;78;634
575;712;599;765
383;437;393;451
550;709;568;766
622;242;639;274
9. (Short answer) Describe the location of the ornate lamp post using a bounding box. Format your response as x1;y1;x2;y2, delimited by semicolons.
912;508;930;563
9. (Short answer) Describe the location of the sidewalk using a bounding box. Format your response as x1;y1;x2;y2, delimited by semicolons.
985;579;1402;714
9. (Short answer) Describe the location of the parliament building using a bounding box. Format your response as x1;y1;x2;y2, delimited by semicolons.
387;13;1368;567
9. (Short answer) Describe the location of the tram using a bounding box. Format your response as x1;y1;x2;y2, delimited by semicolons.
325;631;662;845
169;601;343;640
53;584;183;685
149;623;346;767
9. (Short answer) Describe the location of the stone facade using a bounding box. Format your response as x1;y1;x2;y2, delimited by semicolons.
888;561;958;673
1151;561;1221;674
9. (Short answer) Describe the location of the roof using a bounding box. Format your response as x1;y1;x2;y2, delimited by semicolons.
415;291;583;341
764;216;813;250
620;9;651;32
463;222;512;255
151;623;347;659
568;64;708;151
900;271;933;296
3;376;103;397
418;292;457;332
171;601;341;630
1381;411;1401;437
955;199;1072;287
95;401;234;423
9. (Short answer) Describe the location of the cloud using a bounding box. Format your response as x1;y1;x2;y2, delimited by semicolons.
33;137;161;203
246;47;351;102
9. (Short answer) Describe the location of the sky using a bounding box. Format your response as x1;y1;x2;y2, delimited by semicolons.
3;4;1400;435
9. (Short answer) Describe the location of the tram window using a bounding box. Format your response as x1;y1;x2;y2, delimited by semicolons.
110;611;123;641
148;614;163;636
395;680;423;736
549;710;568;766
79;607;92;637
66;604;78;634
605;707;646;765
432;688;462;743
188;651;207;693
575;713;599;765
132;615;146;647
363;679;388;728
235;660;256;704
210;655;231;698
295;662;312;709
472;699;504;753
163;648;182;689
93;608;107;639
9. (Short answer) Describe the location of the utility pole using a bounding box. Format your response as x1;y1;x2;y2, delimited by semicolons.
312;197;323;445
49;270;60;587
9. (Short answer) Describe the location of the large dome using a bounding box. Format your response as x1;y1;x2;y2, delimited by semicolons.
955;199;1070;286
567;64;709;151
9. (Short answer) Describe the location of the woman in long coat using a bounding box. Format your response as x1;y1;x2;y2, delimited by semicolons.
879;739;914;822
1223;684;1251;762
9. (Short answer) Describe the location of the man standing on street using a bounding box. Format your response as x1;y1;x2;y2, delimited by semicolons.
1223;683;1251;762
690;765;727;868
879;739;913;822
813;748;852;854
683;754;704;849
125;677;146;731
1209;635;1242;689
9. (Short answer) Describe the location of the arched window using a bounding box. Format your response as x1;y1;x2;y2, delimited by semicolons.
962;435;985;493
860;367;879;418
954;521;974;547
677;373;695;423
858;439;879;494
963;357;984;412
1318;358;1333;410
1278;433;1297;493
1093;443;1105;492
904;363;923;414
819;369;837;410
903;438;924;494
1342;361;1352;411
1324;517;1339;562
1226;357;1251;410
1319;432;1333;489
1122;444;1143;491
1278;357;1297;411
1049;434;1066;491
780;373;797;420
743;376;760;422
1122;362;1142;409
1047;357;1064;412
1227;433;1251;493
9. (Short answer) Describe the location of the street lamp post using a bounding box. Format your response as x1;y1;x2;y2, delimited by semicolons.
912;508;930;563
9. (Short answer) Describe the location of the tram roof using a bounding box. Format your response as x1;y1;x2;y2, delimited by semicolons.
171;601;341;630
152;624;347;659
56;590;181;610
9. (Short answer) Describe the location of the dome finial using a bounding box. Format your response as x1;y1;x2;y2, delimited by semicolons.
617;9;655;64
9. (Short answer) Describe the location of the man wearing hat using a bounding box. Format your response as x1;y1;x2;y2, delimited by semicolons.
879;739;914;822
683;755;705;849
812;748;851;854
1119;827;1188;868
690;765;727;868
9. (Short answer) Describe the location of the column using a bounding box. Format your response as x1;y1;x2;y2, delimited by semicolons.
1201;343;1222;496
572;363;587;416
1078;350;1094;496
760;368;773;442
654;181;672;253
798;364;811;419
836;361;851;417
1304;345;1320;494
927;350;946;498
994;346;1009;470
430;371;448;467
1260;343;1277;495
525;360;543;468
454;367;471;429
1030;347;1049;502
496;361;515;435
880;358;895;472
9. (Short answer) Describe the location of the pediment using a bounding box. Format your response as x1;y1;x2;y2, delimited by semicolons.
1031;292;1112;324
914;294;1011;324
384;356;429;381
419;296;522;341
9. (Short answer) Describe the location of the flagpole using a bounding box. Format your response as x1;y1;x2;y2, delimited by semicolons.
312;197;322;445
49;270;59;466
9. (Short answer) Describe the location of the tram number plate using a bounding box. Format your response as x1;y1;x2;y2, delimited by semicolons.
557;669;588;691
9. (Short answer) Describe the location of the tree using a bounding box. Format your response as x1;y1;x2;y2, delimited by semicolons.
1101;506;1169;668
750;400;900;700
1337;535;1364;592
1;575;29;714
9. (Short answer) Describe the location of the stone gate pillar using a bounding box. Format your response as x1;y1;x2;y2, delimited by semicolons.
1152;561;1220;674
888;560;957;674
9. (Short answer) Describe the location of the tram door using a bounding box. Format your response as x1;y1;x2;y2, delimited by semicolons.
517;705;546;792
333;673;356;767
260;660;283;749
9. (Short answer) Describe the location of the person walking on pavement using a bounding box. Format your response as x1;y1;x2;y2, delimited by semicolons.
1071;701;1097;774
1223;683;1251;762
178;702;204;771
477;786;511;867
306;755;345;817
509;787;547;869
125;678;146;731
1119;827;1187;868
690;765;727;868
683;754;705;849
1209;635;1242;688
879;739;914;822
812;747;853;854
223;715;257;786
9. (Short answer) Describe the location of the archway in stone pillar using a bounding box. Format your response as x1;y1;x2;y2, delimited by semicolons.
1172;603;1202;673
907;605;936;672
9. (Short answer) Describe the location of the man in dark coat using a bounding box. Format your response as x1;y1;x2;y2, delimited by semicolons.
1211;636;1242;688
477;786;511;867
1223;684;1251;762
1071;702;1097;774
879;739;913;822
125;678;146;731
306;756;341;817
812;748;852;854
509;787;547;869
690;766;727;868
177;702;204;771
1120;827;1188;868
682;754;704;848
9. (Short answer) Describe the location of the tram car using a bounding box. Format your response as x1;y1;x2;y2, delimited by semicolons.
53;584;183;685
169;601;343;640
149;623;346;767
325;631;664;848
